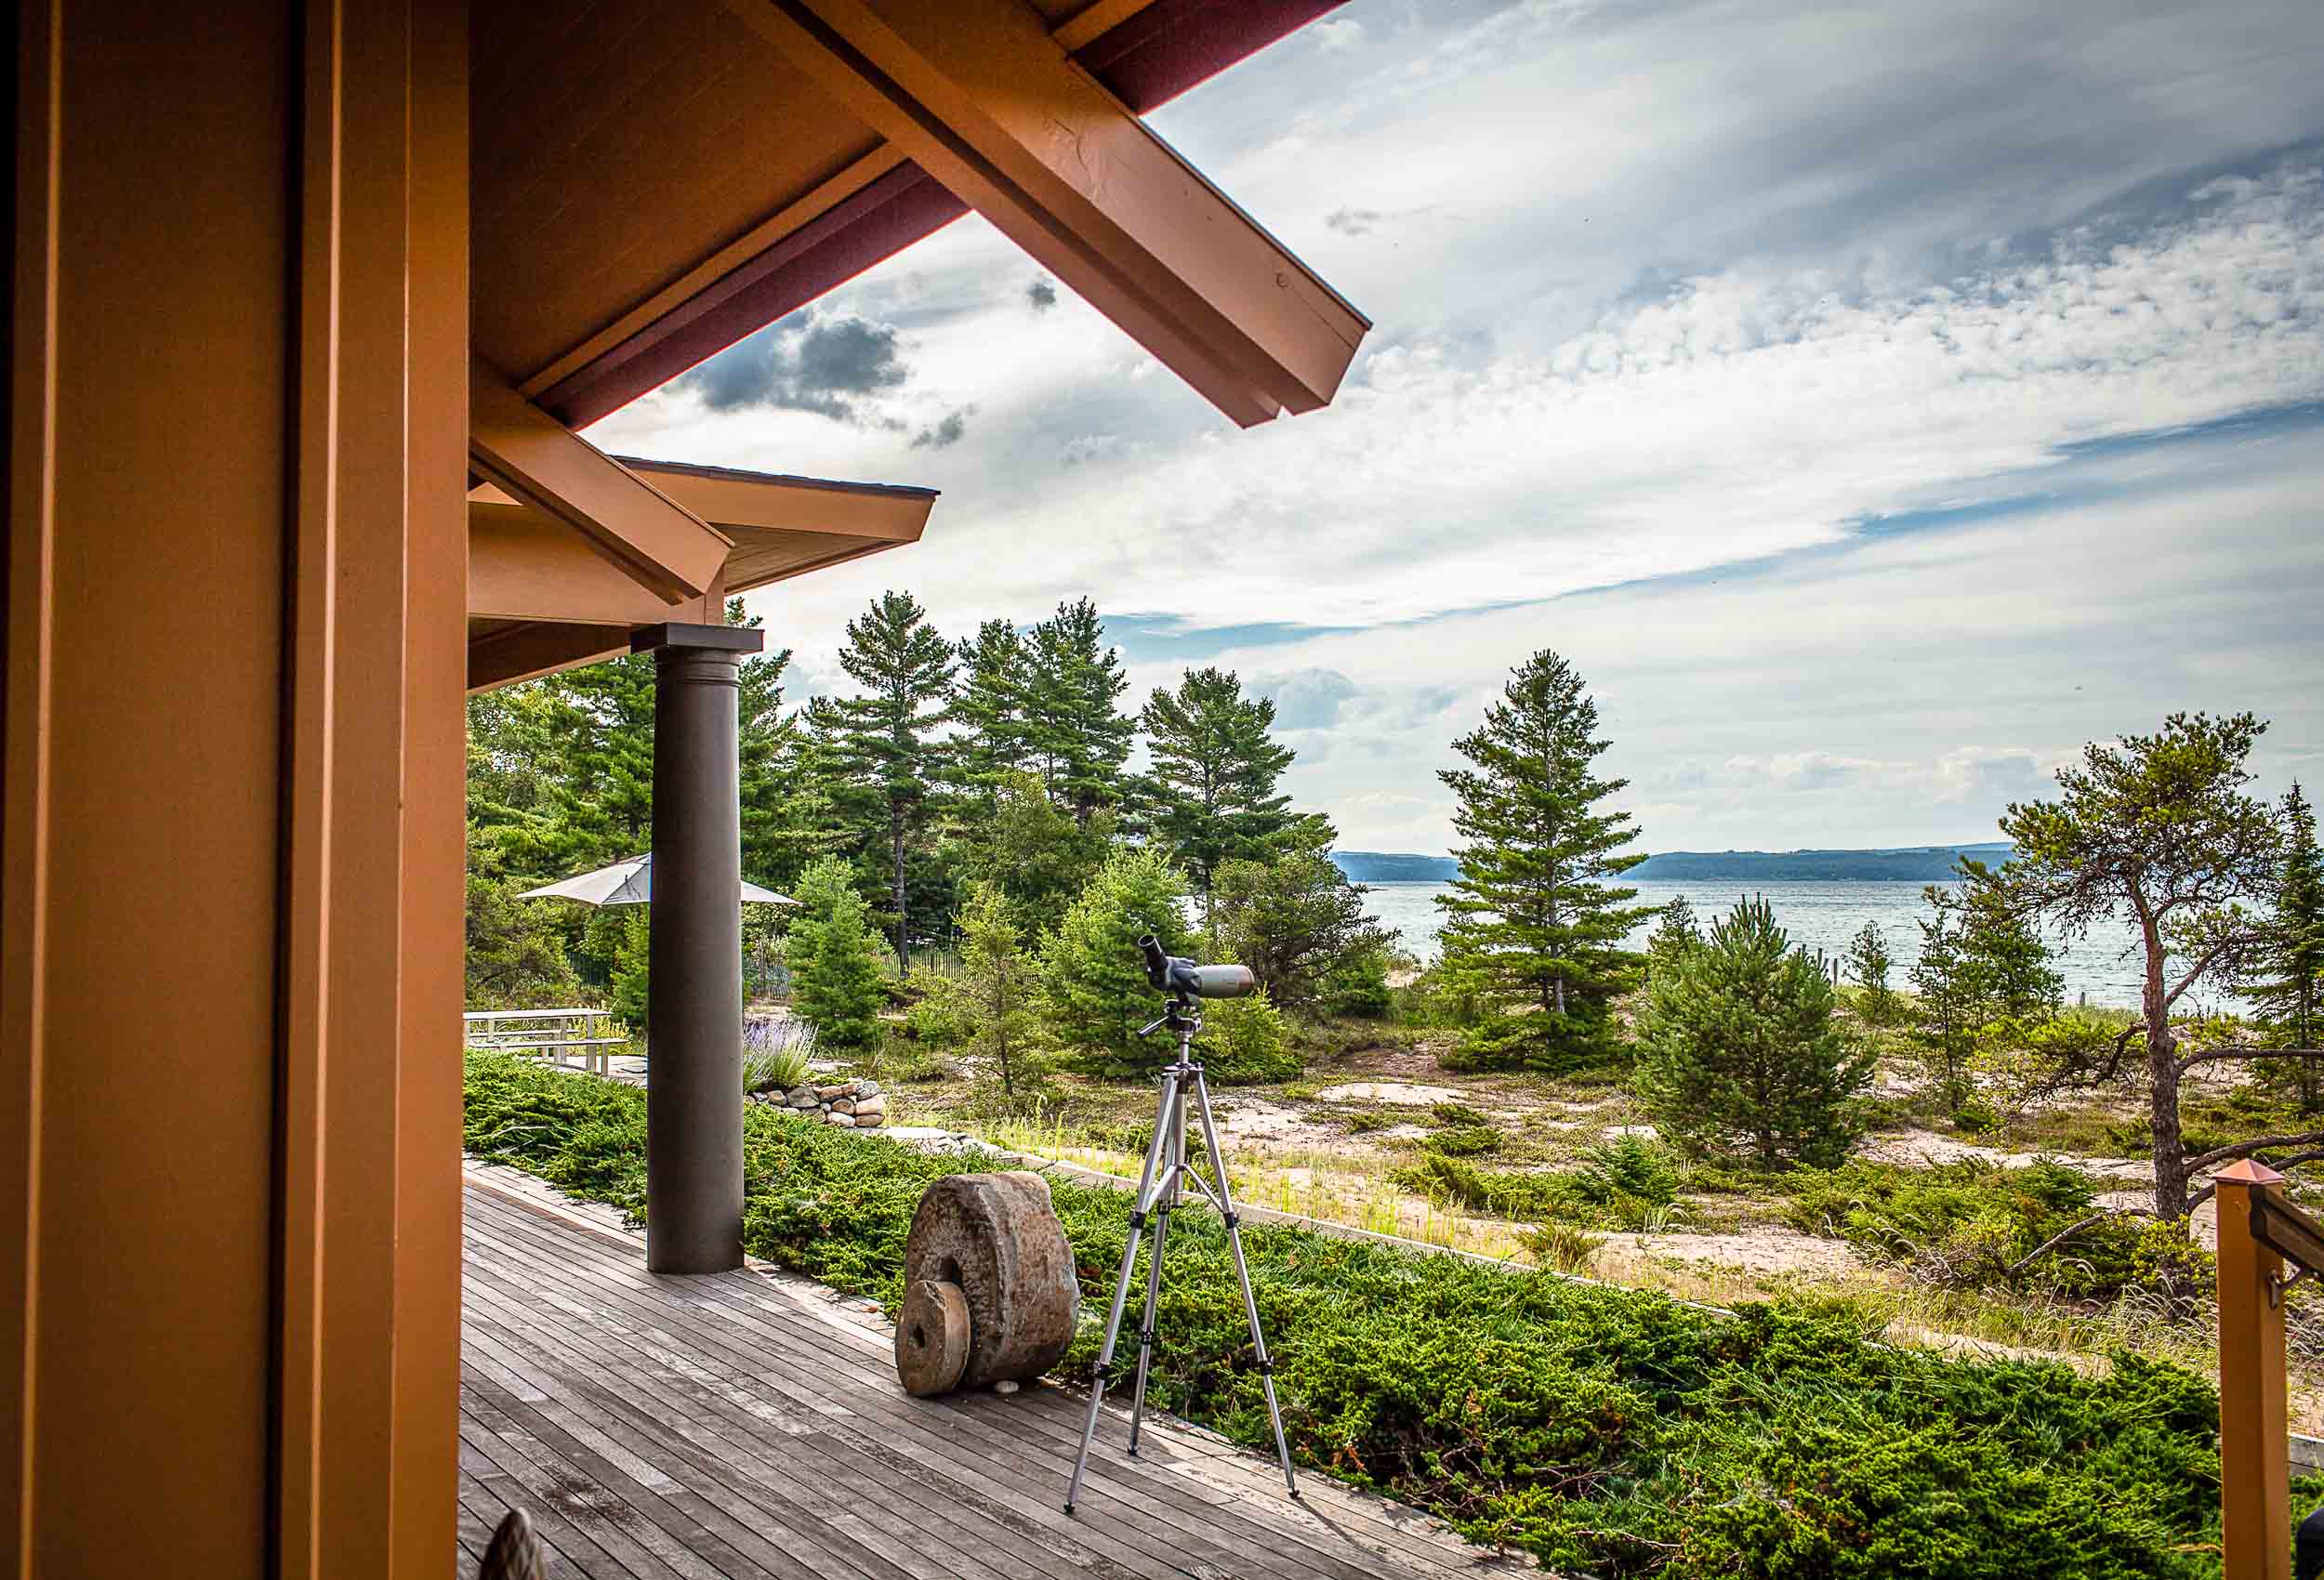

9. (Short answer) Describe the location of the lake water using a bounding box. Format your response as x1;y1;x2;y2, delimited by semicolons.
1360;879;2154;1008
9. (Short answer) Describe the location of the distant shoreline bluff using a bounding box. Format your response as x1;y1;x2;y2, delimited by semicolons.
1332;842;2014;886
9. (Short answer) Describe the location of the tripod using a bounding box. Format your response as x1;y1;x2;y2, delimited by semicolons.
1063;992;1297;1514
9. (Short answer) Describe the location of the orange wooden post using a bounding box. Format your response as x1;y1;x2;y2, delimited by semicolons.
2218;1159;2292;1580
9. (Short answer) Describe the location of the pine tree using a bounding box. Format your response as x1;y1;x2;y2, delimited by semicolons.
1634;896;1870;1168
947;768;1115;916
832;590;957;971
951;618;1037;796
1909;868;2063;1119
1957;860;2064;1017
1644;896;1700;984
1137;666;1315;931
1844;920;1895;1024
1433;650;1650;1071
726;597;838;894
2243;782;2324;1110
786;857;887;1053
1024;598;1135;824
920;883;1045;1105
534;654;660;875
1908;891;1982;1117
1037;846;1197;1075
1212;833;1391;1012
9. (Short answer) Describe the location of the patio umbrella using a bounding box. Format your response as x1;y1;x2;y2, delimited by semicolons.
519;854;793;907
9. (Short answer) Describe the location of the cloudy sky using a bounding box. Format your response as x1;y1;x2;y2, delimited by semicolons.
593;0;2324;856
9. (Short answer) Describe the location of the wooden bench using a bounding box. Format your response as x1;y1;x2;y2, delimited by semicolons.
463;1008;626;1076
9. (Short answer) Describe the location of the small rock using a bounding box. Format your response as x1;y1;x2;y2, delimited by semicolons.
825;1111;855;1126
852;1096;885;1117
854;1079;880;1099
855;1113;885;1128
993;1379;1019;1396
832;1098;857;1114
785;1088;818;1109
815;1084;850;1100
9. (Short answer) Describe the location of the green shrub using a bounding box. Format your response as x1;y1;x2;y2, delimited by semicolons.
1522;1219;1605;1274
1570;1135;1681;1210
1430;1101;1489;1126
902;990;976;1048
1320;941;1395;1019
1393;960;1486;1029
1783;1159;2143;1297
608;909;651;1027
1952;1094;2003;1137
1195;991;1301;1085
1634;896;1871;1168
1422;1125;1503;1158
467;1050;2227;1579
1392;1154;1566;1219
1038;846;1197;1075
1344;1112;1398;1136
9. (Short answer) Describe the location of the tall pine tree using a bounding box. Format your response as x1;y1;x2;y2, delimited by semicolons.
832;590;957;971
1434;649;1649;1070
1137;666;1314;932
950;617;1036;796
728;598;829;892
1024;598;1135;824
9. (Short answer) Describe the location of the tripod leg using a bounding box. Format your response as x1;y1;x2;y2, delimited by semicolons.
1191;1070;1300;1500
1066;1072;1178;1514
1125;1203;1170;1455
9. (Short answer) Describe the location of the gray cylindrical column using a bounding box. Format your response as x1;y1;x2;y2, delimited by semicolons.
646;638;746;1273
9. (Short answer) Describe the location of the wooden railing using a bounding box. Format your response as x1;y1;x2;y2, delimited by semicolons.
2219;1159;2324;1580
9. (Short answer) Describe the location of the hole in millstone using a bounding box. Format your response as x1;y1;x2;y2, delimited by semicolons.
909;1323;927;1350
936;1256;961;1285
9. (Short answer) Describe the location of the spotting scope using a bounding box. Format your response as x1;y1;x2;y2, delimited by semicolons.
1137;934;1255;1001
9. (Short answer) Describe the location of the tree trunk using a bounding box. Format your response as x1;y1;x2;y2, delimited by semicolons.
891;805;908;974
2143;912;2191;1222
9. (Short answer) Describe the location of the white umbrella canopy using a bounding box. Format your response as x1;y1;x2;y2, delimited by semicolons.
519;854;793;907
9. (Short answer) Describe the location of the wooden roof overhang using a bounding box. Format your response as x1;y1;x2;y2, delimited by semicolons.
465;0;1366;691
467;458;937;691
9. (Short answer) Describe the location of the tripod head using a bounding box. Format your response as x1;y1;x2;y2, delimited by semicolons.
1136;934;1255;1004
1134;933;1255;1043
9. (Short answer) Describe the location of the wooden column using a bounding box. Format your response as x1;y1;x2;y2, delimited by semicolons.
2218;1160;2292;1580
635;622;762;1274
4;2;468;1573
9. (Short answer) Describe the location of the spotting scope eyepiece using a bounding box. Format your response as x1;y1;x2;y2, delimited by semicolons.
1135;933;1255;1000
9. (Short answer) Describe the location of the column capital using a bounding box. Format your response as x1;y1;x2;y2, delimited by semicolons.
629;621;764;655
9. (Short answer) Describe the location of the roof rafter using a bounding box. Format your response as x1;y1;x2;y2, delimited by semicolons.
720;0;1368;428
468;359;733;601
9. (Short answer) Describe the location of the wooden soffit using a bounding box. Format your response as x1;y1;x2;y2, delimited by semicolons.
466;457;937;691
471;0;1360;428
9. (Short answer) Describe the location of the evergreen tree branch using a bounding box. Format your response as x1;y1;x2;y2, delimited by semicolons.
2006;1207;2151;1277
2175;1046;2324;1076
2183;1127;2324;1175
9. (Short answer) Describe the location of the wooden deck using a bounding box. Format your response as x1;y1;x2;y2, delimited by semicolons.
458;1168;1515;1580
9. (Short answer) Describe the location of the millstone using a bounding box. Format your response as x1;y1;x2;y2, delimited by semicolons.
901;1171;1078;1389
893;1279;971;1397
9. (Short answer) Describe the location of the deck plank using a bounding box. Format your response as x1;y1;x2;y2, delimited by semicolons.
457;1172;1512;1580
462;1189;1481;1580
462;1195;1429;1580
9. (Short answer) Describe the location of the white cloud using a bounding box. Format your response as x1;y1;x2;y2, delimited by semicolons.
581;0;2324;853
